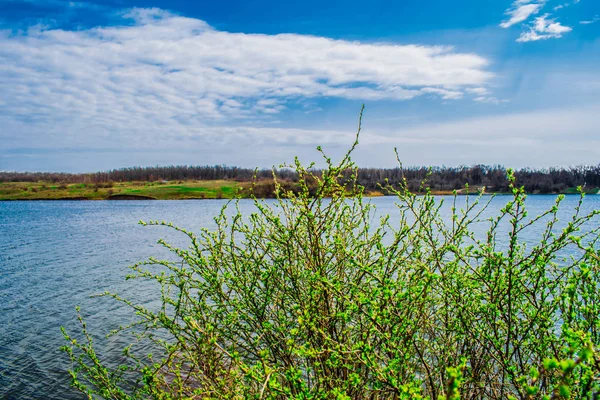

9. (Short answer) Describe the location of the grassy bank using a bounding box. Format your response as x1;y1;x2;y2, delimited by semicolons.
0;180;246;200
0;180;597;200
0;180;390;200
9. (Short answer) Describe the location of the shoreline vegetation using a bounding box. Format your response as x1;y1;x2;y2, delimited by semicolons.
0;179;599;201
60;125;600;398
4;161;600;201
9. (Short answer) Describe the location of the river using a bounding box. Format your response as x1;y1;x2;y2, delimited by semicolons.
1;195;598;399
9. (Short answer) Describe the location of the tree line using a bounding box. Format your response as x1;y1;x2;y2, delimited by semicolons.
2;164;600;193
356;164;600;193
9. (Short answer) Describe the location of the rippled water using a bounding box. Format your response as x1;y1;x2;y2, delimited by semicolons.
1;196;598;399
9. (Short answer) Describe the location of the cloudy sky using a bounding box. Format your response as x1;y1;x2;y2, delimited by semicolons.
1;0;599;172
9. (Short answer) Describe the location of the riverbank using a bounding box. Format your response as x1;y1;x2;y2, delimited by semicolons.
0;181;597;200
0;180;245;200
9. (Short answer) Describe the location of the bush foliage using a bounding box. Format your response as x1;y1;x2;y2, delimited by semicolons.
62;113;600;399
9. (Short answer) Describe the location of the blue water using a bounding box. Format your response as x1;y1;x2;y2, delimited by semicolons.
1;196;598;399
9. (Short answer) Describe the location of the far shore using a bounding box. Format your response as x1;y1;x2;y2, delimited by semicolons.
1;180;598;201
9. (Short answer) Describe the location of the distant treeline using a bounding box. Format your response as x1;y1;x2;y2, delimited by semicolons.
2;164;600;194
0;166;280;183
356;165;600;193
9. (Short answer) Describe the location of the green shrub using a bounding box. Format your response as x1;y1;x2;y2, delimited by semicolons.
62;111;600;399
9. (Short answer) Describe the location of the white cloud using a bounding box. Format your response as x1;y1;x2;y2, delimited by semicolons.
552;0;583;11
0;8;597;171
517;14;572;42
0;7;496;163
580;16;600;25
500;1;545;28
473;96;509;104
3;104;599;170
466;87;488;95
500;0;581;42
463;87;508;104
350;105;600;168
419;88;464;100
0;9;492;122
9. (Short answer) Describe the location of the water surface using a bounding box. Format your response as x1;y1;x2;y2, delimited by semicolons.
1;196;598;399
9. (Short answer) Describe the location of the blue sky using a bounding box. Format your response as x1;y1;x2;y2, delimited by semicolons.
1;0;599;172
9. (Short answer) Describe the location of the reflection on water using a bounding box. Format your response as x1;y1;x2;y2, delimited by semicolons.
1;196;598;399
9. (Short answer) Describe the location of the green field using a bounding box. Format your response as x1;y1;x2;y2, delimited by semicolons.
0;180;247;200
